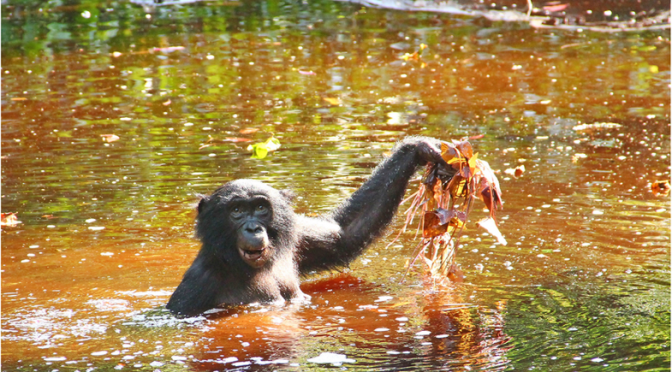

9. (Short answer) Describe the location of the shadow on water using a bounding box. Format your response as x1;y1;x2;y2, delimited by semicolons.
1;0;670;370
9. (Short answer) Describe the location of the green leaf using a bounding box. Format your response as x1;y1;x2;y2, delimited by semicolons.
247;137;281;159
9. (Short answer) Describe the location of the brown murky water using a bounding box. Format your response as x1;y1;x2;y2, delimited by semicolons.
2;1;670;371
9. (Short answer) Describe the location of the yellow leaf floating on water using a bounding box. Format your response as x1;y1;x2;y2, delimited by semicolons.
247;137;281;159
323;97;341;106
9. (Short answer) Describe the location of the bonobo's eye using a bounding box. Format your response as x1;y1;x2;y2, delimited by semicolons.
255;204;269;215
230;205;245;219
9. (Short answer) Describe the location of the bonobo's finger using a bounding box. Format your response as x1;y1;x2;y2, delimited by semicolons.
414;138;447;166
435;161;455;180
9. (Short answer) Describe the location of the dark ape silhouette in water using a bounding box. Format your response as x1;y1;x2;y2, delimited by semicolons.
166;137;451;316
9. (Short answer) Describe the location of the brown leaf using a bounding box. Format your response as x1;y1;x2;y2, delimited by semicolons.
423;208;466;239
447;264;464;283
453;140;473;159
504;165;525;178
239;128;259;135
424;176;439;210
651;181;671;196
423;212;448;238
432;178;443;206
476;160;502;197
458;162;472;180
1;213;20;227
476;160;503;219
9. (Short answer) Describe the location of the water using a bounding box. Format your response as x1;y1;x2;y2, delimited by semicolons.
2;0;670;370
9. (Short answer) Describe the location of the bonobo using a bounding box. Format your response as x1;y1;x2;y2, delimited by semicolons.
167;137;451;316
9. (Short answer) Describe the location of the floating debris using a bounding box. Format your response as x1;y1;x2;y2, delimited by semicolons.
651;181;671;196
1;212;20;227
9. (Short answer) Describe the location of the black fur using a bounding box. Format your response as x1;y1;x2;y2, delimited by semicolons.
166;137;449;316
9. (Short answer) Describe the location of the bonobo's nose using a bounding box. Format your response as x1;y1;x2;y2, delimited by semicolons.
244;222;263;234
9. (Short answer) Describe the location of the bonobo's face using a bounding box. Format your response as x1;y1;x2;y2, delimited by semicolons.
196;179;295;269
228;196;273;268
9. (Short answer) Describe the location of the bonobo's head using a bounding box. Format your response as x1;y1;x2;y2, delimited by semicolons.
195;180;296;269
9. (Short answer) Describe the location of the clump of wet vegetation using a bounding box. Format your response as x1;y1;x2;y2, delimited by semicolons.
392;139;505;280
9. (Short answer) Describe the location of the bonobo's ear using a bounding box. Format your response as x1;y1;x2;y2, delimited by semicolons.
196;194;210;214
279;189;296;203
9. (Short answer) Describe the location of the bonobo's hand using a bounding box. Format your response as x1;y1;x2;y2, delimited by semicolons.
400;136;447;166
400;136;456;181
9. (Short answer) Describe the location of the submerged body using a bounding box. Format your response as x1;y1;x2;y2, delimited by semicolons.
166;137;449;316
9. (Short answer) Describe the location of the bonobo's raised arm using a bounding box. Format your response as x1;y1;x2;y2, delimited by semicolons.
296;137;449;273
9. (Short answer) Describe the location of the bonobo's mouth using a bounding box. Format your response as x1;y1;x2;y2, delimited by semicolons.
242;247;265;261
238;245;271;268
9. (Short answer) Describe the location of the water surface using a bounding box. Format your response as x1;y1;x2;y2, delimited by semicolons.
2;1;670;371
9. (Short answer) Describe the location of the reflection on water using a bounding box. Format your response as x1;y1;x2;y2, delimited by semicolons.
1;0;670;370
